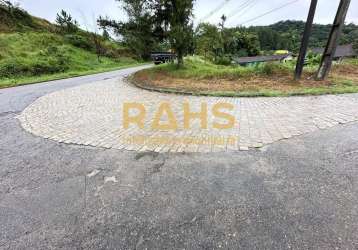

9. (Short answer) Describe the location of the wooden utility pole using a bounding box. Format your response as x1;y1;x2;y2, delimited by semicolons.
316;0;351;80
294;0;318;80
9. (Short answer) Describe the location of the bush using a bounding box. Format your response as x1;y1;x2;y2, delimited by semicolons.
64;34;93;50
0;58;31;77
0;59;68;77
157;56;294;79
353;40;358;53
260;63;276;75
65;34;92;49
215;56;232;66
306;51;321;66
257;62;292;76
30;57;69;75
0;46;71;77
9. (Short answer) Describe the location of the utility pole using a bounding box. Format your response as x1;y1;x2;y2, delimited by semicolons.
294;0;318;80
316;0;351;80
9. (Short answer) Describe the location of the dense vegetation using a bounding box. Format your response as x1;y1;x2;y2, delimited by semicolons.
194;20;261;64
99;0;357;67
194;20;358;63
247;20;358;52
99;0;195;66
0;1;139;88
1;0;357;87
141;56;292;79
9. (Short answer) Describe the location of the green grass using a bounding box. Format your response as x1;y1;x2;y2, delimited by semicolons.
133;80;358;98
0;62;146;88
342;58;358;66
144;56;309;80
134;56;358;97
0;32;142;88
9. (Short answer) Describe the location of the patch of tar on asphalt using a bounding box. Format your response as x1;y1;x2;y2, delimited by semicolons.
93;175;119;199
150;161;165;174
104;176;118;183
258;145;270;152
135;151;159;160
87;169;101;178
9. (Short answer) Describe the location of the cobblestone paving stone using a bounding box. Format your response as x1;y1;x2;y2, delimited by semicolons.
18;77;358;153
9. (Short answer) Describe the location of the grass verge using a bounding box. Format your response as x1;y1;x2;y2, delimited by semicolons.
0;62;147;89
132;57;358;97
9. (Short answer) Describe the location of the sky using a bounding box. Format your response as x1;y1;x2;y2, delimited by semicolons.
15;0;358;31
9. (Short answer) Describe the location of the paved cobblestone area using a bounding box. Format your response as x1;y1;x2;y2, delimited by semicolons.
18;77;358;153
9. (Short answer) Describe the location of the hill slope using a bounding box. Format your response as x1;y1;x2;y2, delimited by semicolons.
245;20;358;52
0;3;140;88
0;3;53;32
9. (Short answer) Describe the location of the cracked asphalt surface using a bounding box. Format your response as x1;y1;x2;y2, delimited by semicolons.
1;66;358;249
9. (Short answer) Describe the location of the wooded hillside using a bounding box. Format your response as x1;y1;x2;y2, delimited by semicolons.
245;20;358;52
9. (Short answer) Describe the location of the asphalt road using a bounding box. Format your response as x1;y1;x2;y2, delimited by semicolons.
1;67;358;249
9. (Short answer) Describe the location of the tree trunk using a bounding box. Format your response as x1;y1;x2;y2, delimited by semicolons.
177;50;184;68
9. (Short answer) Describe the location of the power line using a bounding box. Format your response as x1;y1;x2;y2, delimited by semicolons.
227;0;252;19
200;0;232;21
237;0;301;25
227;0;260;20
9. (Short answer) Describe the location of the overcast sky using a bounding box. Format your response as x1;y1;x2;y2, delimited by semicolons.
17;0;358;31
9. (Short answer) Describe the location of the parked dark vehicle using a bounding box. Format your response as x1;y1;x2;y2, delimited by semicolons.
150;52;177;65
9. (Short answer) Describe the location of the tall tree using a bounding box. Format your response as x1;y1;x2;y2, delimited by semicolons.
164;0;195;67
195;23;221;60
219;14;226;31
0;0;20;11
98;1;159;60
55;10;78;33
194;24;260;61
99;0;195;65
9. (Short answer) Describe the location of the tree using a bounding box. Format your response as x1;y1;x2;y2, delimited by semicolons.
353;39;358;54
0;0;19;10
98;1;159;60
98;0;195;66
194;24;260;62
102;29;110;40
90;32;105;62
219;14;226;31
164;0;195;67
98;17;111;40
1;0;22;15
56;10;78;33
195;23;221;60
1;0;12;10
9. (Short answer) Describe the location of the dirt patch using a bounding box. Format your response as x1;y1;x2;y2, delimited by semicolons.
133;63;358;96
332;64;358;80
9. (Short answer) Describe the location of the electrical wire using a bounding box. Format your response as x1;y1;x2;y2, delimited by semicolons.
227;0;256;19
237;0;301;25
200;0;232;21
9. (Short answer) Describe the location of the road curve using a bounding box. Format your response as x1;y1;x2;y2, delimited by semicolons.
16;69;358;152
0;65;151;114
1;65;358;249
